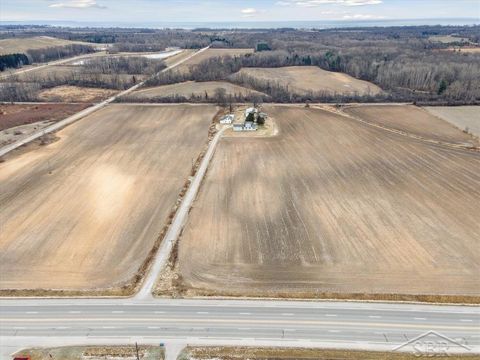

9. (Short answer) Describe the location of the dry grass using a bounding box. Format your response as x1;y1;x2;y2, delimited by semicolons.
0;104;216;293
132;81;265;100
439;47;480;53
15;345;164;360
164;49;196;67
183;346;479;360
428;35;471;43
14;65;83;82
167;105;480;301
424;106;480;138
233;66;382;95
0;103;88;131
37;85;118;102
343;105;478;147
0;36;94;56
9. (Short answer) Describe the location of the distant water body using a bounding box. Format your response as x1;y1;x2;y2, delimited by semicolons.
1;18;478;29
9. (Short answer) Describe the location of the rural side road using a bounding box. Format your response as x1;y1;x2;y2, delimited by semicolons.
1;299;479;359
0;46;210;158
136;125;229;300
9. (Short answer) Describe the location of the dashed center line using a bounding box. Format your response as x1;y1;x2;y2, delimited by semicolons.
239;312;251;315
460;319;473;322
69;311;81;314
414;317;427;320
148;326;160;329
281;313;294;316
369;315;382;319
154;311;165;314
197;312;209;315
325;314;337;317
112;311;124;314
102;326;116;329
26;311;38;314
328;330;341;333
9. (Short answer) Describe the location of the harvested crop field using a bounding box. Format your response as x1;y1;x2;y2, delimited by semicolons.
37;85;118;102
0;36;93;56
0;104;217;292
233;66;382;96
170;105;480;299
343;105;478;147
132;81;265;100
424;106;480;138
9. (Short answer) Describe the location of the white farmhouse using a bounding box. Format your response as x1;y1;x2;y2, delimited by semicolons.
220;114;235;124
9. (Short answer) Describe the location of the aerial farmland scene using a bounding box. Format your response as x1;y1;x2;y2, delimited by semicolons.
0;0;479;359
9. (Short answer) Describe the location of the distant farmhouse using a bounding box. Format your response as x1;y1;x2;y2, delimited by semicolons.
233;107;267;132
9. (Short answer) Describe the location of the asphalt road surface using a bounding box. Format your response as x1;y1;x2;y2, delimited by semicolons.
1;298;479;358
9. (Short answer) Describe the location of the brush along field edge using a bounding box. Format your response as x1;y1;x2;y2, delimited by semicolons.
0;46;210;159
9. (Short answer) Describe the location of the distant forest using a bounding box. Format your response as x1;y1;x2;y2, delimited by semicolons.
146;25;480;103
1;24;479;104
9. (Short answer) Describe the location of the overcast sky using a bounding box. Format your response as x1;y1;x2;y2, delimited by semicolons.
1;0;479;23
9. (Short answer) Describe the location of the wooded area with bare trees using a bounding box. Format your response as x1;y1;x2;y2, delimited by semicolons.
144;26;479;103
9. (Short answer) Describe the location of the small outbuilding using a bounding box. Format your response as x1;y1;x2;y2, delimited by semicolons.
220;114;235;124
233;123;244;132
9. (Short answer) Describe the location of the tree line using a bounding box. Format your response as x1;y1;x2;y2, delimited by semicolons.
146;26;480;103
0;44;95;72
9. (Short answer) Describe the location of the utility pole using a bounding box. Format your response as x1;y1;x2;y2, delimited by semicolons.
135;342;140;360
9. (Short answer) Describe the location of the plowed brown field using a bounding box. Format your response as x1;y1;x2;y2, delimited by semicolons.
424;106;480;138
344;105;478;147
176;105;480;298
0;104;216;292
233;66;382;96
